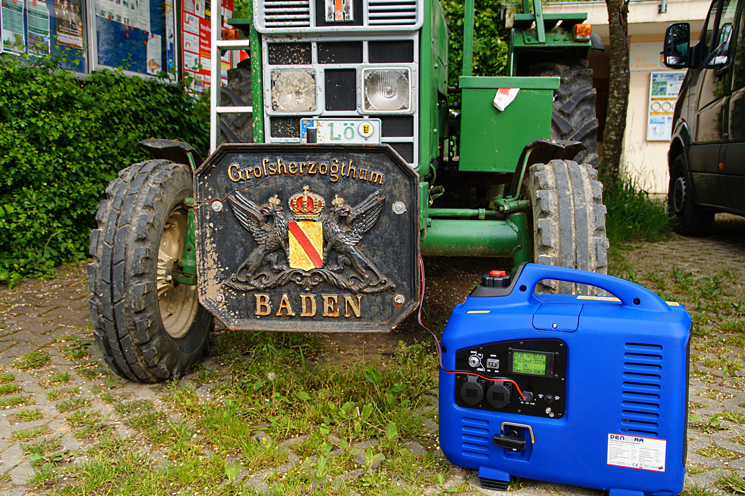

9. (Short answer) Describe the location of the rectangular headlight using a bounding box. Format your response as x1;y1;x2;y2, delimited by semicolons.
362;68;411;113
270;68;317;114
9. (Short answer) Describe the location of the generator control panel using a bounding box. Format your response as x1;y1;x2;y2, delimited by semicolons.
454;338;566;418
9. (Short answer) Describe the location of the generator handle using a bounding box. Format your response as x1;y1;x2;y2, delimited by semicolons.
516;264;672;313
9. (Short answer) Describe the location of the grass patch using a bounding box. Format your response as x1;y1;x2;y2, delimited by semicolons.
718;472;745;493
57;397;89;413
21;436;62;457
11;426;50;441
0;395;34;409
697;445;742;461
0;372;15;383
13;408;43;422
43;371;72;386
604;176;670;244
0;383;21;395
15;350;51;370
47;386;81;401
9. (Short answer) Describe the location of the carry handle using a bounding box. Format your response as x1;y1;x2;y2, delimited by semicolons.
515;264;671;313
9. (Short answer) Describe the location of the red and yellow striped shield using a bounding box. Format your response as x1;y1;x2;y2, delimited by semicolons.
288;221;323;271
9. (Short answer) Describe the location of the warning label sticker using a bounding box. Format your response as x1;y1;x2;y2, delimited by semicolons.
607;434;666;472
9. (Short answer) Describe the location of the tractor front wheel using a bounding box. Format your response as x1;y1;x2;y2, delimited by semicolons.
527;159;609;294
88;160;213;383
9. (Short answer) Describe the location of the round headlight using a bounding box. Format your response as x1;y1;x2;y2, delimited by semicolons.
271;69;317;113
363;68;410;112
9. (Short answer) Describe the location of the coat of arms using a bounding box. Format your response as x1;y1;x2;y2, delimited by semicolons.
225;186;394;293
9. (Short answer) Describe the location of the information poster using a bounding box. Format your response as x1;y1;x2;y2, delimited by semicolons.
647;71;686;141
181;0;232;93
54;0;83;48
2;0;26;53
27;0;50;54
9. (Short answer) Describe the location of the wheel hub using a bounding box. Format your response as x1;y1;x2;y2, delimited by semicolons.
156;207;199;339
672;176;687;214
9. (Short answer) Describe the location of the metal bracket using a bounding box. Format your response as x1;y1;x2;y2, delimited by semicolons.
500;422;536;444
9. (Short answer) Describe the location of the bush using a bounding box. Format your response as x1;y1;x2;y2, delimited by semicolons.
604;176;671;244
0;53;209;284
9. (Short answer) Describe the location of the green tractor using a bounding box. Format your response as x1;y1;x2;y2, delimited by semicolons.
88;0;607;382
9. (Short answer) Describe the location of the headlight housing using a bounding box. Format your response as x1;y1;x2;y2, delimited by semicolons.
270;68;317;114
362;68;411;113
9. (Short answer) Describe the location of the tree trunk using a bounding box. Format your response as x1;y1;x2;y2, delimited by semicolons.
599;0;630;184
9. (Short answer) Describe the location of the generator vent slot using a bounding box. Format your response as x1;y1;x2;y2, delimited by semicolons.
263;0;311;27
622;343;663;437
367;0;418;25
462;417;490;460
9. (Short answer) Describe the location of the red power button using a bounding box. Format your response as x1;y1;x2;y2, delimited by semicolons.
490;270;507;277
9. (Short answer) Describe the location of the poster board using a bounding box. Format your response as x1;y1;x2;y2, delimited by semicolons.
181;0;232;93
647;71;686;141
92;0;174;77
1;0;87;71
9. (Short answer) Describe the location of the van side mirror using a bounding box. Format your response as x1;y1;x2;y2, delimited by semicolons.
664;23;691;68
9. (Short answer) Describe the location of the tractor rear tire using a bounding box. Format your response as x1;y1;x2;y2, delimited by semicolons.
219;65;253;144
88;160;213;383
527;159;609;294
529;59;599;167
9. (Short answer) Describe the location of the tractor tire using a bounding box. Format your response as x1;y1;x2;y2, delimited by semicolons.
527;159;609;294
529;59;599;167
88;159;213;383
668;154;714;236
219;66;253;144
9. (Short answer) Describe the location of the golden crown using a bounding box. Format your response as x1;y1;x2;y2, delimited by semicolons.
268;195;281;208
288;186;325;220
331;195;346;207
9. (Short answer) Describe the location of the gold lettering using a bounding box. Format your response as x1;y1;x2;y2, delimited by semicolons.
278;158;288;174
299;162;306;174
308;162;317;174
330;159;339;183
358;169;368;181
288;162;297;174
253;166;262;178
267;159;277;175
347;160;356;179
276;294;295;316
369;171;383;184
262;159;268;176
300;294;317;317
254;294;271;316
341;160;347;177
344;295;362;318
319;162;328;174
228;163;243;182
322;295;339;317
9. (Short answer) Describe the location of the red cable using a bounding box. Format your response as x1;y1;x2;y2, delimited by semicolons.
417;256;526;401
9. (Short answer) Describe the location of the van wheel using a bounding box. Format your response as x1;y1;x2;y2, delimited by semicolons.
88;160;213;383
668;154;714;236
527;159;609;294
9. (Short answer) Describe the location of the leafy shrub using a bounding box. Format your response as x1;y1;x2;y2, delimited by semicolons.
604;175;671;244
0;53;209;284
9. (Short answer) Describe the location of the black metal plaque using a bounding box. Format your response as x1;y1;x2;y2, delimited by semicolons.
194;144;420;332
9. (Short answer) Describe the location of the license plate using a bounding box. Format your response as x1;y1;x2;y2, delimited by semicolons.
300;118;381;144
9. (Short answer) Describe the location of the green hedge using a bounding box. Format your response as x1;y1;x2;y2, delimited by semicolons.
0;53;209;285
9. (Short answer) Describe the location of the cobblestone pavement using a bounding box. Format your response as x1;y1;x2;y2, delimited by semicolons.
0;215;743;496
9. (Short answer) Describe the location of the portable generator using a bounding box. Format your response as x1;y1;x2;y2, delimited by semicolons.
439;264;691;496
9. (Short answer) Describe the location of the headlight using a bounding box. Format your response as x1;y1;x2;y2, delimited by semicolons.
362;68;411;112
270;69;317;113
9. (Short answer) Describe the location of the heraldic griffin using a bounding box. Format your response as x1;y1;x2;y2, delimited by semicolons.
226;188;393;293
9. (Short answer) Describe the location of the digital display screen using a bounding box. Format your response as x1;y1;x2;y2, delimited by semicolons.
511;351;547;376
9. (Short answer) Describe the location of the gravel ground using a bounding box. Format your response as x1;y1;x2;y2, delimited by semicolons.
0;213;743;495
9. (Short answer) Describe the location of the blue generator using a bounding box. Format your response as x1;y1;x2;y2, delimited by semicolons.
439;264;691;496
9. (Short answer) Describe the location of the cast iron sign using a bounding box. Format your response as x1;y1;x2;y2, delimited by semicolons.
194;144;420;332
